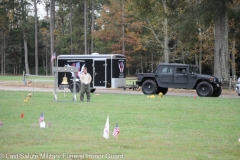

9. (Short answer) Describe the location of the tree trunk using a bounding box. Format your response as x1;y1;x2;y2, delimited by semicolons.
91;0;94;54
199;29;202;74
1;30;5;75
163;18;169;62
50;0;55;74
42;54;45;74
161;0;169;62
34;0;38;75
214;4;230;80
122;0;125;55
214;11;222;78
84;0;87;55
59;2;64;34
46;47;48;75
13;63;15;75
1;0;6;75
195;46;198;67
70;0;73;54
23;31;30;74
182;49;185;64
19;43;22;75
3;35;5;75
231;39;236;80
220;9;230;81
22;0;29;74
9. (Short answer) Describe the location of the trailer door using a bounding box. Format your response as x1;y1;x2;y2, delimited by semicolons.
93;60;106;87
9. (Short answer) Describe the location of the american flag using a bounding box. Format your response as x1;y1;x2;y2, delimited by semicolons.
39;113;44;123
51;52;56;62
112;123;120;138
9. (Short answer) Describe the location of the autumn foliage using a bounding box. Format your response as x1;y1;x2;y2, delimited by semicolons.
93;0;145;67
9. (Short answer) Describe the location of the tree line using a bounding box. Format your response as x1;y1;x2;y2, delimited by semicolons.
0;0;240;80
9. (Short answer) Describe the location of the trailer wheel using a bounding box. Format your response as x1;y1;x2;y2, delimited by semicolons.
156;87;168;95
196;81;213;97
142;80;157;95
70;83;80;92
211;87;222;97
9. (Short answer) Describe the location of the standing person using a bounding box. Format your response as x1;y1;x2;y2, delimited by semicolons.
80;67;92;102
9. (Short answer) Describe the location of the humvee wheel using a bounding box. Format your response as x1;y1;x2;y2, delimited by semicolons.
70;83;80;92
142;80;157;95
196;81;213;97
156;87;168;95
211;87;222;97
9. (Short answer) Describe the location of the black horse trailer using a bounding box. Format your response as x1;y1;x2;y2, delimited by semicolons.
57;53;126;92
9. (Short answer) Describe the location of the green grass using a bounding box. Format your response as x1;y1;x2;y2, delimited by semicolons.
0;91;240;160
0;76;136;88
0;76;138;91
0;75;54;81
0;75;54;88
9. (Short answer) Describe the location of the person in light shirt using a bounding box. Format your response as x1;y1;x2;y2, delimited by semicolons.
80;67;92;102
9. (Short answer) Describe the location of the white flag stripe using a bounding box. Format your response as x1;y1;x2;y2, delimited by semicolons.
103;116;109;139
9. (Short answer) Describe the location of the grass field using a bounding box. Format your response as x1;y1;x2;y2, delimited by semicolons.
0;90;240;160
0;75;54;81
0;75;136;88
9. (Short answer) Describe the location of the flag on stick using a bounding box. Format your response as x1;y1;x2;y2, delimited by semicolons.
51;52;56;62
103;116;109;139
39;112;44;124
20;113;24;118
113;123;120;138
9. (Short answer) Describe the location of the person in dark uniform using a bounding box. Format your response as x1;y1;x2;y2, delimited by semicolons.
80;67;92;102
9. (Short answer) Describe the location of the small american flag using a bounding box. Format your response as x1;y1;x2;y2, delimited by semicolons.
39;113;44;124
0;121;3;126
112;123;120;138
51;52;56;62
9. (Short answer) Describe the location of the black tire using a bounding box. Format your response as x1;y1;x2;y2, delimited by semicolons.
70;83;80;92
156;87;168;95
211;87;222;97
196;81;213;97
142;80;157;95
238;93;240;96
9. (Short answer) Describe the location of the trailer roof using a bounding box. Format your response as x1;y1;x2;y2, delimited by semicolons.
57;54;125;59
